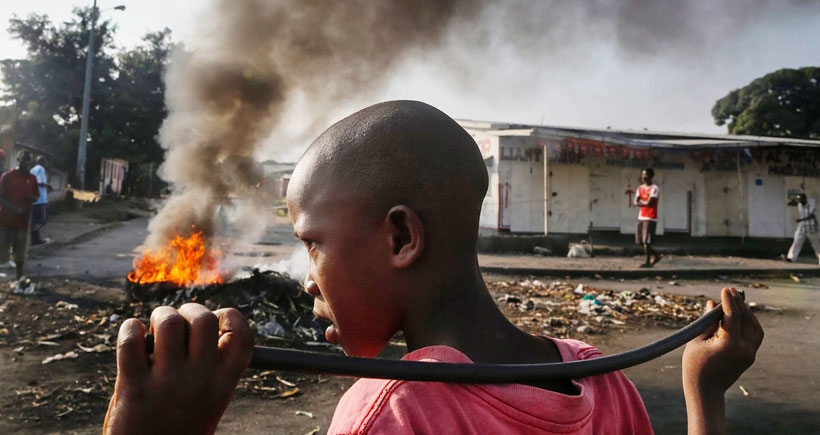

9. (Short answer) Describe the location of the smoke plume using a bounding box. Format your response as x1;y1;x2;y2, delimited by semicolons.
146;0;487;248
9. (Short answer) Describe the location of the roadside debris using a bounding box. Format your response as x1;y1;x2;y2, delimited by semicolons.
11;276;36;295
42;351;79;365
567;241;593;258
491;279;709;337
533;246;552;256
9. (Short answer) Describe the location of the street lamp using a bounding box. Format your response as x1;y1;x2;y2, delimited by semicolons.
76;1;125;190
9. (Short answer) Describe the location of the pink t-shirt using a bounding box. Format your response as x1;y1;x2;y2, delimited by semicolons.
328;339;653;434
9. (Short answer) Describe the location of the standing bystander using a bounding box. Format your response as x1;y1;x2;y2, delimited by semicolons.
30;155;51;245
0;151;40;281
785;193;820;264
0;149;7;174
634;167;661;268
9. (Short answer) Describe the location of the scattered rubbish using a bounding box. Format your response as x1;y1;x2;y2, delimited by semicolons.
276;376;297;387
576;324;595;334
42;351;78;365
493;280;706;337
295;410;315;418
567;241;592;258
750;282;769;289
55;301;78;310
11;277;36;295
304;427;321;435
667;281;678;286
55;406;74;418
36;341;60;347
275;387;300;399
260;319;286;337
739;385;750;396
716;275;729;281
790;274;800;283
77;343;113;353
533;246;552;256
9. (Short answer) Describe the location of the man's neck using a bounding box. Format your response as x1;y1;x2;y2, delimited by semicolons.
402;268;563;365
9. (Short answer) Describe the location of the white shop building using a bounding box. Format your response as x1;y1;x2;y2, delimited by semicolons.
460;120;820;239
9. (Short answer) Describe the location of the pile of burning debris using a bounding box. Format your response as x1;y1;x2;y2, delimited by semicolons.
489;279;707;337
126;268;330;348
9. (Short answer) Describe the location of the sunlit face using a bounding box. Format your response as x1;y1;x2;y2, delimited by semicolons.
641;170;653;184
287;168;403;357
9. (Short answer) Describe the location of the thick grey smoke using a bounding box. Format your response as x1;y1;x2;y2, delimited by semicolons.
145;0;817;249
145;0;486;248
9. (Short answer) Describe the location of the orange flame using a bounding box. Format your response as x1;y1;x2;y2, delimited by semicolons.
127;231;224;287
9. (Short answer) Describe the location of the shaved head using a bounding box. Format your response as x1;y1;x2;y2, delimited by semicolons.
290;100;489;251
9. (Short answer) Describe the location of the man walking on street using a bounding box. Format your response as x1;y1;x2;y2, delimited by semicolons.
634;167;661;268
786;193;820;264
30;155;51;245
0;151;39;281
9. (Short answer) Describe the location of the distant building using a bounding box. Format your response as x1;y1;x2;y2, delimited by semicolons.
460;120;820;239
260;160;296;199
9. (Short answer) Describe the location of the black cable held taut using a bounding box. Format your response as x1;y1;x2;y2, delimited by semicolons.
248;300;729;382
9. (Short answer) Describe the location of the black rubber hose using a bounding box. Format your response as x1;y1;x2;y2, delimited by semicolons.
249;300;729;382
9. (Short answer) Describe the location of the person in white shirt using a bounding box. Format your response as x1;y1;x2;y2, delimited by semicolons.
29;155;51;245
786;193;820;265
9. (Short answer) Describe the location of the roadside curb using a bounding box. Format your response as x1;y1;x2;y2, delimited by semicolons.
30;222;125;256
479;265;820;280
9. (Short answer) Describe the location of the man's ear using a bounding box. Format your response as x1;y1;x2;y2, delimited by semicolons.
386;205;424;268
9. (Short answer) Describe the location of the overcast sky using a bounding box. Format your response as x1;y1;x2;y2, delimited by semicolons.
2;0;820;143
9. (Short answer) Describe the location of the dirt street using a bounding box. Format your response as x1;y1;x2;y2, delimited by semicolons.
1;202;818;434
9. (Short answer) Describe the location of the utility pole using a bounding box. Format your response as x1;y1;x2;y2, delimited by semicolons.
76;1;124;190
76;0;98;190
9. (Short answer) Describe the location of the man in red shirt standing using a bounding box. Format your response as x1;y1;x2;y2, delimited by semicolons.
633;167;661;268
0;151;40;281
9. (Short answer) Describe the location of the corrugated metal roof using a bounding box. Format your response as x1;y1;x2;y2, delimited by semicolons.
458;120;820;149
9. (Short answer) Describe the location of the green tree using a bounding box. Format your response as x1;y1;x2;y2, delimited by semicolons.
1;10;173;192
1;8;120;184
106;29;172;165
712;67;820;139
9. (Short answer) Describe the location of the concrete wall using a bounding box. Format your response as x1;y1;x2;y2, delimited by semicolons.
474;135;502;230
469;128;820;239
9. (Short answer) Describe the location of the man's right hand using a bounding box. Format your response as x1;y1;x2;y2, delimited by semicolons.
102;304;254;435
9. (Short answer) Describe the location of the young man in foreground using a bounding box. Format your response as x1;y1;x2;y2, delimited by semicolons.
103;101;763;434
